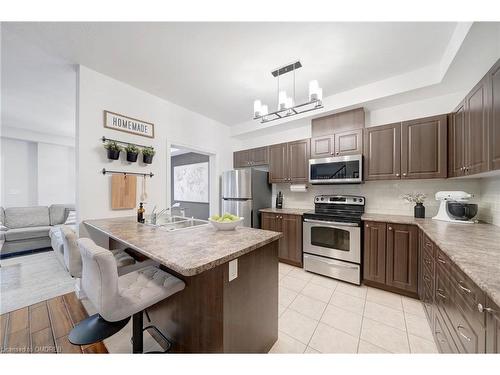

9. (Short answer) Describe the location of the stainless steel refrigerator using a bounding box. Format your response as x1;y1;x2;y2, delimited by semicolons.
221;169;271;228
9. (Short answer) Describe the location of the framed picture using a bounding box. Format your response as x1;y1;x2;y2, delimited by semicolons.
104;110;155;138
173;162;209;203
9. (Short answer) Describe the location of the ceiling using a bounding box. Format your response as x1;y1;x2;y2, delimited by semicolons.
2;22;459;129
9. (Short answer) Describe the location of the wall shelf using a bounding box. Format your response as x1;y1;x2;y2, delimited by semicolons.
101;136;152;149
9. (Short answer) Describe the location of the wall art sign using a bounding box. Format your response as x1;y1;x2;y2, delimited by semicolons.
104;110;155;138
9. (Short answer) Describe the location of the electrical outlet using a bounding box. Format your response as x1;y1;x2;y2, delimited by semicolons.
228;259;238;282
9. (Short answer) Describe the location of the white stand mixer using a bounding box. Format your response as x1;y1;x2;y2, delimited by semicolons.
432;191;476;224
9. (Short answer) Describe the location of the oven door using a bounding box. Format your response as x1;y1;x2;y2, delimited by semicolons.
309;154;362;184
303;219;360;263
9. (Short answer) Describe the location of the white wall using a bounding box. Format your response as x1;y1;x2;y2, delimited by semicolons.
1;137;38;207
76;66;233;234
0;137;76;208
37;143;76;206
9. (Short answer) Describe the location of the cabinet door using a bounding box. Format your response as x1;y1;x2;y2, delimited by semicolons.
281;214;303;267
465;78;489;175
449;101;466;177
310;135;334;159
268;143;288;183
489;60;500;171
260;212;274;231
486;298;500;353
311;108;364;137
363;221;387;284
401;115;447;179
334;129;363;156
233;150;250;168
386;224;418;294
364;123;401;180
287;139;310;183
249;146;269;166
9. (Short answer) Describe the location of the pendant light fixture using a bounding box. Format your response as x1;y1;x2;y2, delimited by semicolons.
253;60;323;123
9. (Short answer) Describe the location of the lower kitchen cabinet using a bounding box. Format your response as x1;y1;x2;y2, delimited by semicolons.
486;297;500;353
362;221;418;297
261;212;302;267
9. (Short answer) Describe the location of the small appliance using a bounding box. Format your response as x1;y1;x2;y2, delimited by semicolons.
221;169;272;228
303;195;365;285
275;191;283;209
432;191;478;224
309;154;362;184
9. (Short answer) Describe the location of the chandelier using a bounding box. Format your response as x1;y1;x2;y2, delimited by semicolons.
253;61;323;123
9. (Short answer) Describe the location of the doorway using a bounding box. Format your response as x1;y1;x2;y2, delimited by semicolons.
169;145;211;220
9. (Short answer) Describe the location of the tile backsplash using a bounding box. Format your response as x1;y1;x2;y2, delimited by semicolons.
272;178;483;219
478;176;500;226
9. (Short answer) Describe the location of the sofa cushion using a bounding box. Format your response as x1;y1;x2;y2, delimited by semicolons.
0;207;4;225
5;206;50;229
49;204;76;226
4;226;52;241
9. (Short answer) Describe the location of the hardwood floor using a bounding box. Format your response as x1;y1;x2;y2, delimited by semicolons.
0;292;108;354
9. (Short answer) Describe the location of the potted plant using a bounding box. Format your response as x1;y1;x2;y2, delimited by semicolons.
142;147;155;164
125;144;139;162
104;141;122;160
402;192;427;218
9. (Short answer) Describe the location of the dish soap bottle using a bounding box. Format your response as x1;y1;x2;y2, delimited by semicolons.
137;202;145;223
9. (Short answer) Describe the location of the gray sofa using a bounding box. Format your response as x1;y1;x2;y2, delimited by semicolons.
0;204;75;258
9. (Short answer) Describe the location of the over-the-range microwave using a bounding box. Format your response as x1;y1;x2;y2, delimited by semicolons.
309;154;363;184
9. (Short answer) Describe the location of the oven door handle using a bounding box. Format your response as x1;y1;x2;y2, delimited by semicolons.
303;219;359;227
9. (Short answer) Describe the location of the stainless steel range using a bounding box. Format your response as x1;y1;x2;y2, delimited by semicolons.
303;195;365;285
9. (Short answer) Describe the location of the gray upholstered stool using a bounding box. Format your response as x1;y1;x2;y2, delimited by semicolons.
68;238;185;353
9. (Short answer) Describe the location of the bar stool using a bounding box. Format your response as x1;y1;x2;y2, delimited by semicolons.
68;238;185;353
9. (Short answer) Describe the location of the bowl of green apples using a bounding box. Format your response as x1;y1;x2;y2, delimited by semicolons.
208;213;244;231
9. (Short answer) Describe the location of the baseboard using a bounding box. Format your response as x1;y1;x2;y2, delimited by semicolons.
0;247;53;260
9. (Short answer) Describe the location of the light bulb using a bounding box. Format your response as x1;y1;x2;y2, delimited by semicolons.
260;104;268;116
285;97;294;109
278;90;287;110
309;80;319;101
253;99;262;117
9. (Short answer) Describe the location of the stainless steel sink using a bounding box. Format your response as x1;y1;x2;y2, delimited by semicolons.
146;215;209;231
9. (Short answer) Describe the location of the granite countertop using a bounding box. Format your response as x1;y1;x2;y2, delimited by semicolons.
362;213;500;307
84;217;282;277
259;207;312;215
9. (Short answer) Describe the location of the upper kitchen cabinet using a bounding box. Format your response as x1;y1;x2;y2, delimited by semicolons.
364;115;447;181
401;114;448;179
311;108;365;158
363;123;401;180
269;139;310;184
233;146;269;168
488;59;500;171
449;101;467;177
465;77;489;175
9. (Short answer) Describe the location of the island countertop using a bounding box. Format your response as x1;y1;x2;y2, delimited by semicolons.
84;217;282;277
362;213;500;307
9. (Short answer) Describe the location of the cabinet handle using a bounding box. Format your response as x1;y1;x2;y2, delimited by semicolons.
402;173;407;177
424;259;432;265
424;275;431;283
437;257;446;264
436;289;447;299
457;325;472;342
458;281;471;294
477;303;497;315
388;226;392;231
336;152;340;155
396;173;400;177
365;224;369;228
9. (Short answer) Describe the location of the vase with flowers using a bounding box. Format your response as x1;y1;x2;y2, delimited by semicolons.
402;192;427;218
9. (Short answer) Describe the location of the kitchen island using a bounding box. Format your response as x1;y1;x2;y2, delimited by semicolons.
84;217;282;353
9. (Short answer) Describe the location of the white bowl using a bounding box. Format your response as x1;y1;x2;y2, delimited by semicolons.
208;217;244;231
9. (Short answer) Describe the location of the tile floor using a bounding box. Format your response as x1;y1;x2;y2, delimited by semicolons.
270;262;438;354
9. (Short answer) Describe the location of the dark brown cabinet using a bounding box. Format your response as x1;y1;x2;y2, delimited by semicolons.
311;129;363;158
488;59;500;171
386;224;419;294
268;139;310;184
261;212;302;267
485;298;500;353
401;115;448;179
311;108;365;137
449;101;467;177
363;221;418;297
363;221;387;284
364;115;447;181
363;123;401;180
233;146;269;168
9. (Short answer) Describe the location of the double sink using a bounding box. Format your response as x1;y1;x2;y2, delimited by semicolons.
146;215;209;231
